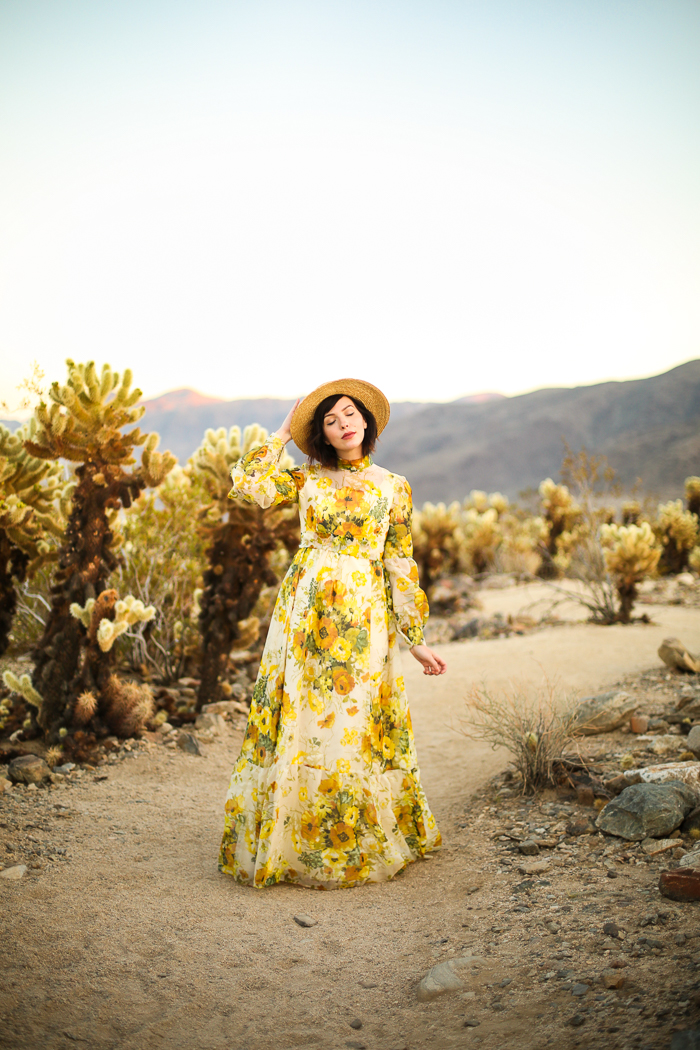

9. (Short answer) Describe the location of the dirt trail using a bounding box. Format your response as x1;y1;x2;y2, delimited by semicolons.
2;593;700;1050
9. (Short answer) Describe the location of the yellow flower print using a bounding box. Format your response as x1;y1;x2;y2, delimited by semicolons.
321;847;344;873
319;773;340;796
360;733;372;765
396;676;404;691
314;615;339;650
329;821;356;850
259;818;274;841
300;811;321;843
364;800;379;826
317;711;336;729
320;579;348;608
307;690;323;714
254;859;275;887
344;854;370;883
259;709;272;734
334;487;365;512
316;476;332;490
352;570;367;587
292;630;307;662
299;786;308;802
396;576;409;592
281;692;296;724
344;805;359;826
336;758;351;775
224;794;245;818
341;728;359;747
256;744;267;763
346;705;358;716
370;720;383;751
382;737;395;760
330;637;352;661
333;668;355;695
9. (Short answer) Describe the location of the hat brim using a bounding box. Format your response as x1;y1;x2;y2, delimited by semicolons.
290;378;390;457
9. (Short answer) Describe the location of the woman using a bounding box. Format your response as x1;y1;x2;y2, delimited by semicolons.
219;378;446;889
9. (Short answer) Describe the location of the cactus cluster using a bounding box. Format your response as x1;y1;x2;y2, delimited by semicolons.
0;421;70;654
190;424;300;708
655;499;699;574
600;521;661;623
13;360;175;738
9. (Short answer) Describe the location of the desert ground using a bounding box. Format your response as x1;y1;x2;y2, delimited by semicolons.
2;584;700;1050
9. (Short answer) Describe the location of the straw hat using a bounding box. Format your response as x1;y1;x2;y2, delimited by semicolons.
290;378;390;456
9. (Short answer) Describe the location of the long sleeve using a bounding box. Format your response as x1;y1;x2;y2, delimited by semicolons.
382;476;429;647
228;434;305;509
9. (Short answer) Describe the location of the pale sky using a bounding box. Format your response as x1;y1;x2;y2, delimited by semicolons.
1;0;699;410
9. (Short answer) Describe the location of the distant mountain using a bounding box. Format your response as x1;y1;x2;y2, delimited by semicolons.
377;360;700;503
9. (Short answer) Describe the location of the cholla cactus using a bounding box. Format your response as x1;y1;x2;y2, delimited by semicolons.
190;424;300;707
600;521;661;623
0;421;70;654
461;506;503;575
621;501;642;526
412;501;466;588
689;547;700;575
17;360;175;737
538;479;582;578
71;593;155;652
498;513;548;576
655;499;699;575
686;477;700;518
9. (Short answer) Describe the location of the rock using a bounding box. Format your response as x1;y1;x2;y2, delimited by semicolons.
293;914;317;928
417;956;483;1001
629;762;700;791
0;864;28;880
686;727;700;756
194;712;226;735
679;845;700;868
571;984;589;997
157;722;173;735
573;691;637;735
358;980;377;989
0;778;12;793
650;735;686;756
8;754;51;784
603;921;620;938
349;1020;362;1030
659;638;700;674
463;1019;481;1028
641;837;678;855
630;715;649;734
517;859;551;876
671;1031;700;1050
596;781;698;840
53;762;75;773
601;969;625;989
605;774;633;796
569;1014;586;1027
201;700;249;717
176;732;204;756
345;1042;366;1050
518;840;539;855
659;868;700;902
576;785;595;807
681;807;700;836
566;817;596;836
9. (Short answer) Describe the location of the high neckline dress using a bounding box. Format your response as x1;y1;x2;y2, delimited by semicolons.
218;435;441;888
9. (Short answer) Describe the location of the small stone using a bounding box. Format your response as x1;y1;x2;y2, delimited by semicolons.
576;785;595;807
601;969;625;989
641;837;678;855
176;732;203;756
417;956;482;1001
157;722;173;735
0;864;28;881
464;1019;481;1027
569;1014;586;1027
630;715;649;734
605;773;632;796
293;914;317;928
685;726;700;756
53;762;75;773
345;1042;366;1050
349;1019;362;1030
659;868;700;902
517;859;551;876
518;839;539;855
571;984;589;997
566;817;596;836
659;638;700;675
603;922;620;939
8;754;51;784
358;980;377;989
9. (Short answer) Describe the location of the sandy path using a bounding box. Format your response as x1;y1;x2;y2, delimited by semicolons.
2;593;700;1050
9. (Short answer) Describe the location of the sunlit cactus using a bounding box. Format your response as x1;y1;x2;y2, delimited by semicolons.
686;477;700;518
0;421;70;654
499;514;548;576
655;499;699;575
190;424;300;708
460;506;503;575
538;478;582;577
600;521;661;623
621;501;642;525
689;546;700;575
412;501;466;588
17;359;176;737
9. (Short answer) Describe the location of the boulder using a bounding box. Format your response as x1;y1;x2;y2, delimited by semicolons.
596;781;698;841
686;726;700;756
660;868;700;903
7;754;51;784
201;700;249;717
659;637;700;674
573;691;637;735
627;762;700;791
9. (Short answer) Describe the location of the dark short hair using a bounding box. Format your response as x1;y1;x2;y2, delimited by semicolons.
307;394;378;467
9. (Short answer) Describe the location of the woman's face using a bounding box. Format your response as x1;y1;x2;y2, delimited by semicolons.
322;396;367;461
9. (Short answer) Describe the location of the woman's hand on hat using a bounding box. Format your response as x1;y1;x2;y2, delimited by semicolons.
277;399;300;444
409;644;446;676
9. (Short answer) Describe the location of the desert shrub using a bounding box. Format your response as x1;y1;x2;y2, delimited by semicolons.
3;360;176;739
191;424;300;708
686;477;700;518
412;501;466;588
116;466;208;682
459;682;579;795
537;478;583;577
495;512;548;576
600;521;661;623
656;500;699;574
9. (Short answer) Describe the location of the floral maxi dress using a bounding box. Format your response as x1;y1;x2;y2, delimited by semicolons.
218;435;441;888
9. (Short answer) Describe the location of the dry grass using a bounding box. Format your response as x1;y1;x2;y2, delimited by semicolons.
458;679;580;794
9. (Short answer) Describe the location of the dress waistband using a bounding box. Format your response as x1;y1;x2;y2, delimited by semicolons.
298;542;382;562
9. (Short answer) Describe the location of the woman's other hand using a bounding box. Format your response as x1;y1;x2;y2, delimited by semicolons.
409;644;446;676
277;399;300;444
